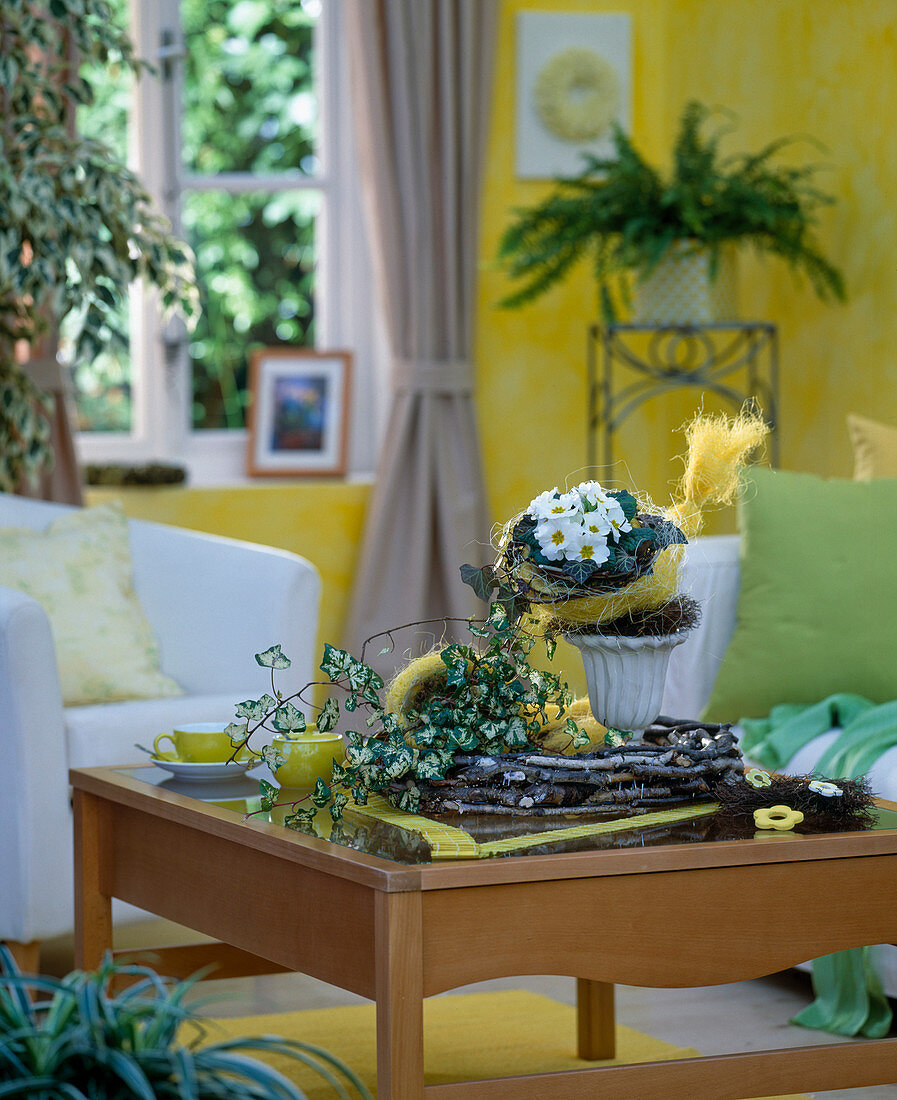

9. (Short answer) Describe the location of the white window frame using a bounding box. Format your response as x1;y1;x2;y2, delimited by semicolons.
76;0;384;484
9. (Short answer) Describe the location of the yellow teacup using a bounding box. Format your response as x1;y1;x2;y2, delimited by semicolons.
271;731;345;789
153;723;236;763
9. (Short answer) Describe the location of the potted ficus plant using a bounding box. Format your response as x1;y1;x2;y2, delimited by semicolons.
0;0;197;491
0;946;371;1098
497;99;846;324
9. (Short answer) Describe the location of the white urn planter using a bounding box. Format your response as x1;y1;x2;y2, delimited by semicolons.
566;632;688;737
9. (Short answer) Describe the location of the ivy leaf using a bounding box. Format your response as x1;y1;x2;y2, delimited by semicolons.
226;721;249;745
256;645;291;670
273;702;306;734
329;791;348;821
415;752;447;781
234;694;277;721
261;745;285;771
258;780;278;812
396;784;421;814
563;559;599;584
284;808;317;833
505;715;530;747
487;602;510;631
320;643;365;685
351;786;368;805
544;634;557;661
448;726;478;751
312;777;332;808
317;696;340;733
459;563;496;603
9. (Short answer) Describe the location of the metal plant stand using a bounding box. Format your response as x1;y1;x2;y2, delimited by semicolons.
587;322;779;471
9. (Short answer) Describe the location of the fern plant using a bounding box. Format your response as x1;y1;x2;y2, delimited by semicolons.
498;100;846;321
0;946;371;1099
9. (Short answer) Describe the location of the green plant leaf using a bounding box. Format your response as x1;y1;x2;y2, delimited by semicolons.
255;645;291;670
459;563;496;602
273;702;307;734
316;696;340;733
258;780;278;811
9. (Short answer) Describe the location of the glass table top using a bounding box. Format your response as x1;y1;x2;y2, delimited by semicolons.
117;763;897;866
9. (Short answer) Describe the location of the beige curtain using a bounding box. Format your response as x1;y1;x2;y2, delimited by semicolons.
343;0;497;674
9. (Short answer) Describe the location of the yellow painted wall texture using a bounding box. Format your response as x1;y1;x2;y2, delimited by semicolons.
477;0;897;535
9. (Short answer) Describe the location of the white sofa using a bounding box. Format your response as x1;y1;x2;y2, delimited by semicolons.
662;533;897;997
0;494;321;957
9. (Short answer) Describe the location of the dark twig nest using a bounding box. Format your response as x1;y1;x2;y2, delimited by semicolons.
403;717;743;817
712;772;877;832
558;595;702;638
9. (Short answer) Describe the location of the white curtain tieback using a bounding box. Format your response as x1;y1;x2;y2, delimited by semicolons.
395;358;473;394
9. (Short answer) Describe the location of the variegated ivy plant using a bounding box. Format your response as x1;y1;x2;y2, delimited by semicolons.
227;579;586;826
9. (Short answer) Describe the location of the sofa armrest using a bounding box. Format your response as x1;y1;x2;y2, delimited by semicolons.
662;534;741;720
127;521;322;698
0;587;73;943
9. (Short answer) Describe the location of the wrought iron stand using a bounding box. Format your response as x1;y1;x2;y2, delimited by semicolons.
587;322;779;471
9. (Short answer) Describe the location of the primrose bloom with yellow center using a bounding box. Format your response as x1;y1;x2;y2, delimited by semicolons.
528;488;579;522
578;538;611;566
534;516;583;561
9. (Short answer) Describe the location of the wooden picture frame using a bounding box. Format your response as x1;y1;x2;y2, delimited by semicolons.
247;348;351;477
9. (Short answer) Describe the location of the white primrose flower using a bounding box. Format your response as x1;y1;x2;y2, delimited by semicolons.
576;533;611;566
605;496;632;540
575;480;612;510
583;511;612;538
528;487;581;522
534;516;583;561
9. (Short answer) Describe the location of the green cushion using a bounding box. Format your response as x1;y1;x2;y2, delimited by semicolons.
703;468;897;722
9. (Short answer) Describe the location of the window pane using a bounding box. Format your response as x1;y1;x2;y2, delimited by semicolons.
67;0;133;432
182;0;318;176
183;188;319;430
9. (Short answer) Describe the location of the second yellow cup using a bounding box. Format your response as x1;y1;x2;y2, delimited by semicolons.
271;731;345;789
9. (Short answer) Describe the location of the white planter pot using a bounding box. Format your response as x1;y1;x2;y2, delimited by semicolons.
566;632;688;736
632;242;738;325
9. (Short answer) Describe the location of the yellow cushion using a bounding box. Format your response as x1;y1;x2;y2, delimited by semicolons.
0;503;183;706
847;412;897;479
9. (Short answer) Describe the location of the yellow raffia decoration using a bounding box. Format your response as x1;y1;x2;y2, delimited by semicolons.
519;408;768;630
385;649;606;755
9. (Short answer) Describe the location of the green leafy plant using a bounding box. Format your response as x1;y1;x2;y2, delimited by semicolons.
498;99;846;321
0;0;198;489
0;945;371;1099
229;578;586;824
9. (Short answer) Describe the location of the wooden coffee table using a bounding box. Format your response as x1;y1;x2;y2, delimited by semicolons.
71;763;897;1099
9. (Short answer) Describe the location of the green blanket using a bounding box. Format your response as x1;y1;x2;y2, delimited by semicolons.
740;693;897;1039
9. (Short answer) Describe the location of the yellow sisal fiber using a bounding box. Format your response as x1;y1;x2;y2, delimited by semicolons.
674;408;769;537
384;649;455;742
526;408;768;629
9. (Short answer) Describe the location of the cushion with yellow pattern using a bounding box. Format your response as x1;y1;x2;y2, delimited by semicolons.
847;412;897;480
0;503;183;706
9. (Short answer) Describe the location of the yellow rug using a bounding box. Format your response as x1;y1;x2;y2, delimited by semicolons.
197;990;809;1099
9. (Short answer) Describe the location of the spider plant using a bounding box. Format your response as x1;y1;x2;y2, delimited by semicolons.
0;945;371;1099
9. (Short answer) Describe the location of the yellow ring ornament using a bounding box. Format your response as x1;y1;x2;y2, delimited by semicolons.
533;49;620;143
753;805;804;831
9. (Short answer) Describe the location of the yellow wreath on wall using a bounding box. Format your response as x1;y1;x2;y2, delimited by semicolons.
533;48;620;143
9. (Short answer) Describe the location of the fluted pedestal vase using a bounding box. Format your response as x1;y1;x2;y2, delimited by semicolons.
567;632;688;738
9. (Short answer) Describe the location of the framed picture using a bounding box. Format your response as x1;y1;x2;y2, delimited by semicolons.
247;348;352;477
515;11;631;179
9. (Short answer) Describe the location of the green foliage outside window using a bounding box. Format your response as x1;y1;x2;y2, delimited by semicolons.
70;0;319;433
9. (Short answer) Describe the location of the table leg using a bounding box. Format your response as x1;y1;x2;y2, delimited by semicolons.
375;890;424;1100
73;789;113;972
577;978;616;1060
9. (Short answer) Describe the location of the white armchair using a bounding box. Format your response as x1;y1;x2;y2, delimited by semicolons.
0;494;321;963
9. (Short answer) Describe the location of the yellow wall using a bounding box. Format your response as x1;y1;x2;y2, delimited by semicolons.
477;0;897;534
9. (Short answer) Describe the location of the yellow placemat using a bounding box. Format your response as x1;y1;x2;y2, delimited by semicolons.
197;990;809;1099
347;793;719;859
